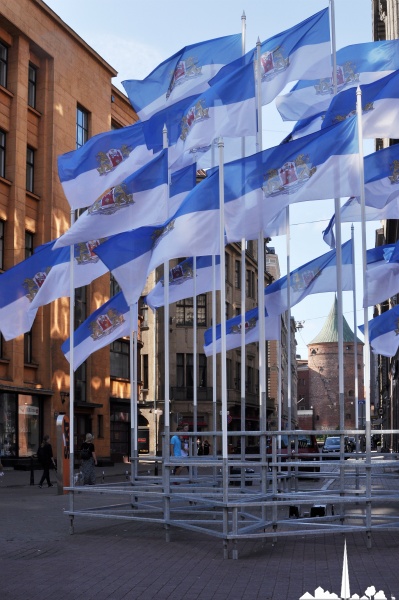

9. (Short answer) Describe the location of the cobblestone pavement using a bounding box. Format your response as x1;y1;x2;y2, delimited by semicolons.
1;459;399;600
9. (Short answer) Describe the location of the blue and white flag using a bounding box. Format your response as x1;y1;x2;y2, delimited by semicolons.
62;292;131;371
0;239;108;340
145;255;221;310
54;150;169;249
322;69;399;138
264;239;354;317
147;170;222;272
276;39;399;122
359;305;399;357
93;227;154;307
223;117;360;243
57;121;154;210
122;34;242;121
169;163;197;217
281;113;325;143
212;8;330;106
203;306;281;357
167;61;256;166
364;242;399;308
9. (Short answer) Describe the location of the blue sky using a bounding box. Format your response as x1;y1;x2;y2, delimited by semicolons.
44;0;375;358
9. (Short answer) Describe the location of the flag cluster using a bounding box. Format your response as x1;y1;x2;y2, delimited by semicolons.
2;6;399;364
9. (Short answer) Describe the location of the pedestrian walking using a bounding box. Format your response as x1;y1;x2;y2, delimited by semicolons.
80;433;97;485
37;434;56;488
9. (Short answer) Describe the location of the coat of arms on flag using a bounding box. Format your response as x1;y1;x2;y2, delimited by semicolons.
75;239;106;265
88;184;134;216
263;154;316;196
292;267;322;292
163;259;193;287
314;62;359;95
229;316;258;335
180;100;210;142
166;57;202;99
387;159;399;184
151;220;175;249
23;268;52;302
96;144;132;176
260;46;289;81
89;308;125;341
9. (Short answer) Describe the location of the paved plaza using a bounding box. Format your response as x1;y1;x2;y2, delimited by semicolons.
1;463;399;600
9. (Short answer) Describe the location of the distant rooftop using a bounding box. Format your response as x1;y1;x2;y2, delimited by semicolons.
309;296;363;345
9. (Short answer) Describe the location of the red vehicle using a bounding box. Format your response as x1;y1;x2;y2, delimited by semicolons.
266;433;321;472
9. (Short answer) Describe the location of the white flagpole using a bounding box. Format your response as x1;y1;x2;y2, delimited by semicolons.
218;137;228;498
129;302;138;480
193;256;197;450
162;125;170;459
240;10;247;461
212;254;217;459
351;224;359;432
255;39;267;480
356;85;372;539
69;210;75;510
286;206;292;432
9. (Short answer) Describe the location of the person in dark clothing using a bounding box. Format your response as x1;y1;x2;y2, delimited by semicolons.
80;433;97;485
37;434;56;488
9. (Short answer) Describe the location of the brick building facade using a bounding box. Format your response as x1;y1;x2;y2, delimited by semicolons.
307;297;364;431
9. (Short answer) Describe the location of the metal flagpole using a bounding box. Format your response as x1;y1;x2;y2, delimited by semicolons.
240;9;247;470
351;224;360;433
356;85;372;545
162;124;171;472
129;302;138;481
193;256;197;465
69;210;75;513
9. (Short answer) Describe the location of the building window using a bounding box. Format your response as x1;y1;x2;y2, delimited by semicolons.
235;260;241;288
74;287;87;329
28;64;37;108
110;274;121;297
246;269;256;299
0;220;4;270
0;129;5;178
24;329;33;364
225;252;230;282
199;354;207;387
142;354;149;389
0;41;8;88
75;363;86;403
26;147;35;193
76;106;89;149
246;240;255;257
25;231;34;259
97;415;104;438
110;339;130;379
176;294;206;326
177;353;207;388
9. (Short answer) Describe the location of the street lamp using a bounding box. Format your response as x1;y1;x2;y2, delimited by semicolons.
153;409;163;455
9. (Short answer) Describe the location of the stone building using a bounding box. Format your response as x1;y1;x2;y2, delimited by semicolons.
307;297;364;431
0;0;141;465
371;0;399;451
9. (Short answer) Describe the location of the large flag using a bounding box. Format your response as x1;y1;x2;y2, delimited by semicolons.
212;8;330;106
276;39;399;122
264;239;354;317
364;242;399;308
322;69;399;138
323;143;399;247
147;170;222;272
62;292;131;371
203;306;281;357
57;121;154;211
169;163;197;217
93;227;154;307
223;116;360;243
54;150;169;249
145;255;221;310
359;306;399;357
0;238;108;341
122;34;242;121
143;61;257;166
